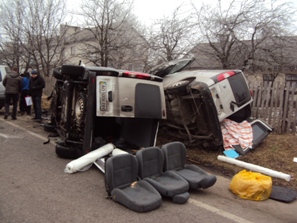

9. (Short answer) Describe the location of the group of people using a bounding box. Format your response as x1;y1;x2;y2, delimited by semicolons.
3;67;45;122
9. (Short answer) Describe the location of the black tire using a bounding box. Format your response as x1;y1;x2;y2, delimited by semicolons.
43;123;56;133
53;68;63;80
62;65;85;79
55;142;78;159
166;77;195;95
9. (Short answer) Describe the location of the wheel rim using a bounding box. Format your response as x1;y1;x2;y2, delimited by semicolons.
75;97;84;121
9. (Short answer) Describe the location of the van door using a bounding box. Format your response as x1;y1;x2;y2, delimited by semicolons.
96;76;166;119
0;66;10;109
232;119;273;155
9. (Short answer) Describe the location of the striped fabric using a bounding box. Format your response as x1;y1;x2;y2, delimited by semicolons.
221;119;253;150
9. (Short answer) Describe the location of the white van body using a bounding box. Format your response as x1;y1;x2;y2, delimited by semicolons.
150;58;272;152
0;65;11;109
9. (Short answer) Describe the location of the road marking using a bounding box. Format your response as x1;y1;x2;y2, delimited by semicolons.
189;198;254;223
0;133;23;139
1;120;56;146
0;119;258;223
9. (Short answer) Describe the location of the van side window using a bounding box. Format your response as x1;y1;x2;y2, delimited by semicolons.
0;71;2;82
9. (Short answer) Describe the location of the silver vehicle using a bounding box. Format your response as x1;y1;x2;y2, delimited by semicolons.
0;65;10;110
150;58;272;153
46;65;167;159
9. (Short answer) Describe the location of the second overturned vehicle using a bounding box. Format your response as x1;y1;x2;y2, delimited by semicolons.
150;58;272;152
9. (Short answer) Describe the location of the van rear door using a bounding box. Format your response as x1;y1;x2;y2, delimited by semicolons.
0;66;10;109
96;75;166;119
94;71;166;149
233;119;273;155
250;119;273;148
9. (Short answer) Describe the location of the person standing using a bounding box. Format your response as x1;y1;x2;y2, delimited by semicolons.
3;66;22;120
19;72;31;115
29;70;45;122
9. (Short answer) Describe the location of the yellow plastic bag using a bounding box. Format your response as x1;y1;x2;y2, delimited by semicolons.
229;169;272;201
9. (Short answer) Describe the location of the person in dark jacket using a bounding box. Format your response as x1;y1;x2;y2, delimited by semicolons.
3;66;22;120
19;72;31;115
29;70;45;122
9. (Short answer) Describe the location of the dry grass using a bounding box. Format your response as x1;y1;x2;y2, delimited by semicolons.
42;95;51;110
157;132;297;191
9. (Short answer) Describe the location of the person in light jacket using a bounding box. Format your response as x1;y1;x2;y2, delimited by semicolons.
29;70;45;122
3;66;22;120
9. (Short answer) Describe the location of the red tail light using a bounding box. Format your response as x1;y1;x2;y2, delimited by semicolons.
122;71;151;80
121;71;162;82
217;71;236;82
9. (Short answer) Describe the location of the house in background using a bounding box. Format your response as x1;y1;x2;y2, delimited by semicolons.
185;36;297;84
60;24;149;72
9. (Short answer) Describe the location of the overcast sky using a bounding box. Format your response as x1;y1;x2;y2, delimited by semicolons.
133;0;297;23
133;0;195;24
67;0;297;27
67;0;199;25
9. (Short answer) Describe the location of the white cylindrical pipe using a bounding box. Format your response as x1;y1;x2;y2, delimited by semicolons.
112;148;129;156
65;143;115;173
217;155;291;182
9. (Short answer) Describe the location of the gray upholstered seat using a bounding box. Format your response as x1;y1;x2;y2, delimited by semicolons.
136;147;190;204
161;141;217;190
105;153;162;212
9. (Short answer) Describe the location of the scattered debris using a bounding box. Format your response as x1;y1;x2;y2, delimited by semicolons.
223;149;239;158
229;169;272;201
64;143;114;174
269;185;297;203
217;155;291;182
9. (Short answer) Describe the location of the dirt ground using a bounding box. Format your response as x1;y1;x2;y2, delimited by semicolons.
156;129;297;191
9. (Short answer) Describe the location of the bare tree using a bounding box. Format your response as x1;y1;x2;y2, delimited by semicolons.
0;0;25;69
256;36;297;84
76;0;148;70
149;5;197;63
239;0;296;72
193;0;296;72
0;0;70;75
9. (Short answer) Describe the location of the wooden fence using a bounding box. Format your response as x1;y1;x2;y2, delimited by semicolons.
43;76;297;134
249;80;297;134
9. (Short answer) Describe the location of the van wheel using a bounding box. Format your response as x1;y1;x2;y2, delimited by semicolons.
62;65;85;79
55;142;79;159
43;123;56;133
53;68;63;80
166;77;195;95
75;93;86;133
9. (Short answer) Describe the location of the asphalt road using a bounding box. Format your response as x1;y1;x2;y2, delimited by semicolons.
0;115;296;223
